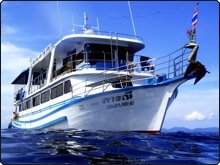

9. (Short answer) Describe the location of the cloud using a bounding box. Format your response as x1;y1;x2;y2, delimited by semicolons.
1;42;39;77
208;112;216;119
2;25;18;35
1;42;39;129
166;87;219;116
164;85;218;129
184;111;206;121
1;84;14;97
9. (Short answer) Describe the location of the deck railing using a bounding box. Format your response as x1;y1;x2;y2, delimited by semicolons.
68;44;194;97
14;44;196;113
60;30;144;42
29;42;195;97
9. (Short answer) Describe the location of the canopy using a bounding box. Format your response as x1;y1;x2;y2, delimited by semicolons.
11;68;29;84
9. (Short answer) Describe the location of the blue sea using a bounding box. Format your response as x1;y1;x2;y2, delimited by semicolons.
1;129;219;164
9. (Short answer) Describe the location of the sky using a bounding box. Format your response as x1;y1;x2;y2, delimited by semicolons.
1;1;219;129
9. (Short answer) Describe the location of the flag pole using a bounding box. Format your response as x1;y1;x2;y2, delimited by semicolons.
192;2;199;29
190;2;199;43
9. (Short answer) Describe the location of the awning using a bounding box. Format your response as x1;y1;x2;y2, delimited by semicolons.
11;68;29;84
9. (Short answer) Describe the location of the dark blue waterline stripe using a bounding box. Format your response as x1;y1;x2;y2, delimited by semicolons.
12;116;67;130
14;74;195;125
19;96;81;118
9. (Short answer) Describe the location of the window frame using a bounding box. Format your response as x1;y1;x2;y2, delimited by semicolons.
64;80;71;94
33;95;40;107
51;83;64;100
41;90;50;104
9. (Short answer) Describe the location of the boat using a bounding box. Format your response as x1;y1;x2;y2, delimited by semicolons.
9;12;209;132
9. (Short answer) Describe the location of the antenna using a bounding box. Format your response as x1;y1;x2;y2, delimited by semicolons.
84;12;87;26
72;14;75;33
96;17;100;33
56;1;63;37
128;1;137;37
72;13;98;34
84;12;91;31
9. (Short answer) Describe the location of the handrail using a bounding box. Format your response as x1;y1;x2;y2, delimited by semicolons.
28;44;194;99
62;30;144;42
14;45;194;116
68;45;193;97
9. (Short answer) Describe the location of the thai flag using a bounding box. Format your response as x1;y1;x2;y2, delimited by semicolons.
192;4;198;27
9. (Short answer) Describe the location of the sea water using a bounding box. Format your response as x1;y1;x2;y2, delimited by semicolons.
1;129;219;164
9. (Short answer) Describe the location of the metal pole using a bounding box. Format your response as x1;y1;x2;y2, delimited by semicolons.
103;51;106;70
56;1;63;37
110;33;113;68
115;33;119;71
168;55;170;79
126;51;129;71
128;1;137;37
84;12;87;26
97;17;100;34
72;15;75;34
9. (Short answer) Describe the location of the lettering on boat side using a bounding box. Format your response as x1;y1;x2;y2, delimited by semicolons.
106;101;134;110
102;91;134;109
102;91;133;103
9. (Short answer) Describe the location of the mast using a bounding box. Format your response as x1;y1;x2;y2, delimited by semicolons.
84;12;88;28
83;12;91;31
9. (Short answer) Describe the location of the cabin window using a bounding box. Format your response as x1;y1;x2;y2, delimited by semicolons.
112;81;123;88
33;95;40;107
64;80;71;94
75;51;84;65
111;80;133;88
19;104;22;112
51;83;63;99
51;87;56;100
85;43;133;70
41;90;50;103
57;84;63;97
22;102;26;111
26;99;31;109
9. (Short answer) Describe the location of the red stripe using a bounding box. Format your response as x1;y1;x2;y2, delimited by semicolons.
193;21;197;26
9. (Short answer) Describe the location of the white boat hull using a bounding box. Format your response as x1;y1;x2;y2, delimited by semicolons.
12;78;185;132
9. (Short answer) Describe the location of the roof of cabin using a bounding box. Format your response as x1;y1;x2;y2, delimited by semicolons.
12;68;29;84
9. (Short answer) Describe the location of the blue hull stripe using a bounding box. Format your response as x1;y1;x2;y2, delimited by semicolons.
13;74;195;125
12;116;67;129
19;97;79;118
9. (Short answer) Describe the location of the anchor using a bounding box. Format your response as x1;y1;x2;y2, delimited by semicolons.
184;44;210;85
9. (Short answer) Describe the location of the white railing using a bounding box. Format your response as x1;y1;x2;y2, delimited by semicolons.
13;44;195;113
30;71;47;93
68;45;194;98
27;43;195;101
60;30;144;42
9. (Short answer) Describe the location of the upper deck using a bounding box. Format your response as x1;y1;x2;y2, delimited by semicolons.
31;30;145;67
